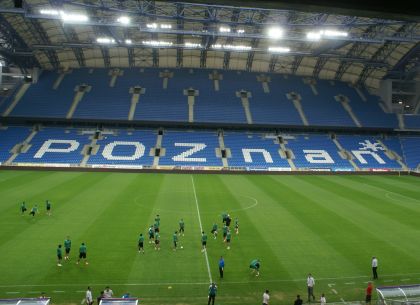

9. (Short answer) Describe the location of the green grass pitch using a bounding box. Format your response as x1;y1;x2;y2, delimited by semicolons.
0;170;420;305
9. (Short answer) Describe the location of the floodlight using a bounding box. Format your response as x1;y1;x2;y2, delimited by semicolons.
125;39;132;44
212;44;223;49
146;23;158;29
268;46;290;53
142;40;173;46
223;44;252;51
306;31;322;41
323;30;348;37
185;42;202;48
117;16;130;25
160;24;172;29
40;9;60;15
267;27;283;39
237;29;245;34
60;12;88;22
97;37;116;44
219;26;231;33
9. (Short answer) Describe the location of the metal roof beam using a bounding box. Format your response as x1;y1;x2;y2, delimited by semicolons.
176;3;184;68
20;1;410;27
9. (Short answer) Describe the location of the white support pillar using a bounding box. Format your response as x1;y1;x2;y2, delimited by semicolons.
66;84;91;119
159;70;174;89
183;88;199;123
236;90;253;124
209;70;223;91
286;92;308;126
257;74;271;93
128;86;145;120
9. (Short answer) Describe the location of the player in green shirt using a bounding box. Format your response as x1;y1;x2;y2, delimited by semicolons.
226;229;232;250
201;231;208;252
64;236;71;260
29;205;38;217
77;243;88;265
222;224;228;242
173;231;178;251
138;233;145;253
234;217;239;234
221;212;228;223
179;219;185;236
20;201;27;215
57;244;63;267
250;259;260;276
154;232;160;251
153;221;159;233
211;223;218;239
148;225;155;243
46;200;52;216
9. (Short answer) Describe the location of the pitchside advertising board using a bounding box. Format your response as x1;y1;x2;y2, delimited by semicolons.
15;138;397;170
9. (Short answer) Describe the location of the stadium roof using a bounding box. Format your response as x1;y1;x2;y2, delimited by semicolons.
0;0;419;90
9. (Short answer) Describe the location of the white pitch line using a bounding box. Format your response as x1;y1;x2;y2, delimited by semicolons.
81;298;85;304
6;292;20;294
345;282;355;285
331;289;338;295
384;280;394;282
53;290;65;293
328;284;336;287
191;175;213;284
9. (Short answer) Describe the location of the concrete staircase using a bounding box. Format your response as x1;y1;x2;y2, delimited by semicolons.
80;130;101;167
128;86;145;121
376;138;408;170
5;125;39;165
152;130;164;167
2;83;31;117
109;68;123;87
277;136;296;170
287;92;308;126
236;90;253;124
184;88;199;123
335;95;362;128
66;84;91;119
397;114;405;129
217;130;229;168
331;134;359;171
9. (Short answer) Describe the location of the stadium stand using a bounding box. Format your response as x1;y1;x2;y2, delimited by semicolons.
13;127;91;165
0;126;32;163
159;130;223;167
2;68;399;129
403;115;420;130
1;125;419;171
284;134;354;170
223;132;291;169
87;129;156;167
399;136;420;170
335;135;402;169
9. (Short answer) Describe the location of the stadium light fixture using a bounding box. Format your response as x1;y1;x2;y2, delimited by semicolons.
160;24;172;29
96;37;116;44
219;26;231;33
185;42;202;48
323;30;348;37
117;16;130;25
125;39;133;45
60;12;89;23
306;31;322;41
142;40;173;47
267;27;283;39
268;46;291;53
39;9;60;15
211;44;251;51
146;23;158;29
237;29;245;34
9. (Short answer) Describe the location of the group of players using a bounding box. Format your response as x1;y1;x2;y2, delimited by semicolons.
137;212;240;253
20;200;52;216
136;212;261;277
56;236;89;266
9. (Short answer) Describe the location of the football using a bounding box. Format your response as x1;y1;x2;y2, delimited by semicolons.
180;246;184;249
